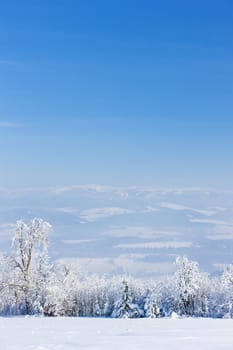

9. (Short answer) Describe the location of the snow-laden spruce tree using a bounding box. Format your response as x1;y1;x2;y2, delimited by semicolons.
102;276;124;317
6;218;52;314
111;280;142;318
144;291;160;318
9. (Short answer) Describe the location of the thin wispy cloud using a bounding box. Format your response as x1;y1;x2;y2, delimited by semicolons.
114;241;193;249
0;184;226;199
160;202;218;216
207;234;233;241
114;255;176;276
57;206;131;222
61;239;101;245
57;257;117;275
0;60;16;65
0;121;20;128
56;255;176;277
103;226;182;239
189;218;233;226
79;207;132;222
207;225;233;240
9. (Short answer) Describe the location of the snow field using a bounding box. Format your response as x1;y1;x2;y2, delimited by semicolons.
0;317;233;350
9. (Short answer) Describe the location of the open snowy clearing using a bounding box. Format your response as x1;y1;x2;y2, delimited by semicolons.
1;317;233;350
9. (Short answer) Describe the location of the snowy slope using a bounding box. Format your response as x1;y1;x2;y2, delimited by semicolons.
1;317;233;350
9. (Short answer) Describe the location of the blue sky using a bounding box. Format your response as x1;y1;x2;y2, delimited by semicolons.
0;0;233;189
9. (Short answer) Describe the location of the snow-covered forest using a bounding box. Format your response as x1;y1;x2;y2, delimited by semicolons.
1;218;233;319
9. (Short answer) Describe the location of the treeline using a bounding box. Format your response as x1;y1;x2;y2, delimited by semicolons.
1;218;233;318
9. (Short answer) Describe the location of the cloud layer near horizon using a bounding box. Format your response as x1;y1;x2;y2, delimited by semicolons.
0;184;233;277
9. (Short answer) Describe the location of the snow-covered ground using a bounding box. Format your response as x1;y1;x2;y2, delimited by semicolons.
1;317;233;350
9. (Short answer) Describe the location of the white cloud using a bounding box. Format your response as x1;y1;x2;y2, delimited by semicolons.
80;207;131;222
142;206;159;213
160;202;218;216
114;255;176;276
58;206;131;222
0;184;225;200
142;187;221;199
56;207;132;223
56;255;176;277
50;184;112;195
57;205;160;223
103;226;182;239
56;208;79;216
114;241;193;249
208;234;233;240
209;206;226;212
207;225;233;240
190;218;233;226
61;239;101;244
44;184;223;198
57;257;118;275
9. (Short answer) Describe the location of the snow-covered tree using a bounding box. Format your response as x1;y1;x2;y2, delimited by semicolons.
111;280;142;318
221;264;233;317
156;277;177;317
1;226;233;319
144;291;160;318
175;256;203;316
93;300;101;317
6;218;52;314
44;264;79;316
